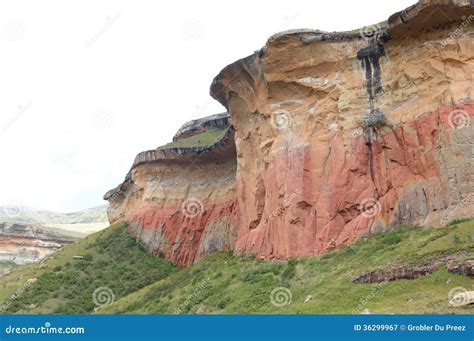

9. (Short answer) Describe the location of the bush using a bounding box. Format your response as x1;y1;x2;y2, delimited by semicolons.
5;223;176;314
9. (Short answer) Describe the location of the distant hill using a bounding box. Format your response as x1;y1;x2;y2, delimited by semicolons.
0;206;109;270
0;205;108;225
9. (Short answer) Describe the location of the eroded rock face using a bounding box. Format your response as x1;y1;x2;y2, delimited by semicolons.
211;0;473;261
105;115;237;267
0;223;75;266
106;0;473;266
173;113;230;141
353;258;474;284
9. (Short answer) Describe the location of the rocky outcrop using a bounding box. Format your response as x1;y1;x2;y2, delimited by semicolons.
106;0;473;266
104;114;237;267
0;223;75;265
173;113;230;141
353;258;474;283
211;0;473;261
447;259;474;276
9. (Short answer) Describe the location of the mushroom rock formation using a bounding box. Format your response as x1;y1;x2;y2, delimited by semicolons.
106;0;473;266
104;114;237;267
210;0;473;261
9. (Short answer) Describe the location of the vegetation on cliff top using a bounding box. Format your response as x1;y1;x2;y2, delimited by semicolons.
1;219;472;314
158;128;228;150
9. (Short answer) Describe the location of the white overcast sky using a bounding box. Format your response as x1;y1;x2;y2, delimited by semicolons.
0;0;415;213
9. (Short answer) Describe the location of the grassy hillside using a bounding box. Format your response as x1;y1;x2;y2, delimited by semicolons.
0;223;175;313
1;219;473;314
99;219;474;314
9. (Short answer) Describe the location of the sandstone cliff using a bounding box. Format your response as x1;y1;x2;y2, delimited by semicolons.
0;223;76;267
211;0;473;260
104;114;237;266
106;0;473;266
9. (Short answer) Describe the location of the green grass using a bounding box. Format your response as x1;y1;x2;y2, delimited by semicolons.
158;129;228;150
0;223;175;313
99;219;474;314
1;219;473;314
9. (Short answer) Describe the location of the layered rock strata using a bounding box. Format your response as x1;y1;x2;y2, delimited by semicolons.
211;0;473;260
104;114;237;266
106;0;473;266
0;223;75;265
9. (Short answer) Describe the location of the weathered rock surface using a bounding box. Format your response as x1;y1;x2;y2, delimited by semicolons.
173;113;230;141
105;115;237;267
211;0;474;261
353;258;473;283
0;223;75;266
106;0;473;266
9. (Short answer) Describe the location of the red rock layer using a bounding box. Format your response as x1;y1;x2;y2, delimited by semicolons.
232;102;473;260
105;122;237;267
211;0;473;260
